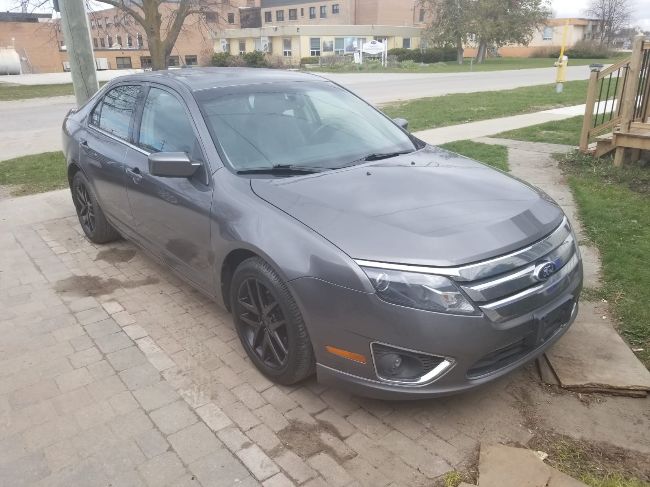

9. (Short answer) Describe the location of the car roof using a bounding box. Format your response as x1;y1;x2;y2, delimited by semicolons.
111;67;327;92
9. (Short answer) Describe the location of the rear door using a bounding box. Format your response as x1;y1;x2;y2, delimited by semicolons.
83;84;142;226
123;84;214;291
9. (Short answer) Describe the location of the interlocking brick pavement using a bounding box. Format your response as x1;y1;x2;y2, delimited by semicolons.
1;190;649;486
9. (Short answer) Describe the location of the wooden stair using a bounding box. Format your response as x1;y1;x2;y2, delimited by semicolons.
615;122;650;151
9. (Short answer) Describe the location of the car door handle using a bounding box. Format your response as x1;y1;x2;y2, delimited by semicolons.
80;139;89;150
126;166;143;183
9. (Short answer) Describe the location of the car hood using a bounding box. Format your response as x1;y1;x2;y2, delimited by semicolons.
250;146;564;267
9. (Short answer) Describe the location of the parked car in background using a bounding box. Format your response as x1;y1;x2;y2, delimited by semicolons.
62;68;582;398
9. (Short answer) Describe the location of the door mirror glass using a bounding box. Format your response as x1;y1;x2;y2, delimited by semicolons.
148;152;201;178
393;118;409;130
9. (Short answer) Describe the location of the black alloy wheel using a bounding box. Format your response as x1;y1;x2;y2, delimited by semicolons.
74;181;96;234
71;171;120;244
237;278;289;369
231;257;315;385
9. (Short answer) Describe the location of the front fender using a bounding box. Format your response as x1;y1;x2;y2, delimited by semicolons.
210;170;373;308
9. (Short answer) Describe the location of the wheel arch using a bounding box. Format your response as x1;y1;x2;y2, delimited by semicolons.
220;248;261;312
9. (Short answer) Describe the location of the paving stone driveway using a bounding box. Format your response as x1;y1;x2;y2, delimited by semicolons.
1;190;649;487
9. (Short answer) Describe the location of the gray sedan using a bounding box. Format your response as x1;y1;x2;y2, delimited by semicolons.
62;68;582;399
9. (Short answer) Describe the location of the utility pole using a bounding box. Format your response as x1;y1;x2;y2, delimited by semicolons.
56;0;99;105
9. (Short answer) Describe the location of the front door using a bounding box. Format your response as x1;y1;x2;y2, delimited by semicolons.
124;85;213;291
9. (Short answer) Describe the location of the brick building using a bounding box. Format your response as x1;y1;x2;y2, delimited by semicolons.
0;12;62;74
216;0;427;64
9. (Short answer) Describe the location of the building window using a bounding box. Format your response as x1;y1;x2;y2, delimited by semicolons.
100;37;105;48
310;37;320;56
402;38;411;49
137;33;143;48
113;15;119;25
309;7;316;19
104;17;109;27
205;12;218;22
116;35;122;47
283;38;292;56
227;12;235;24
239;40;246;55
332;4;340;14
127;35;133;48
116;56;132;69
276;10;284;21
140;56;152;69
323;40;333;52
107;36;113;48
419;8;425;22
334;37;344;54
185;55;198;66
90;19;96;28
264;11;272;22
301;8;304;16
320;5;327;18
59;40;65;48
167;56;179;67
543;26;553;40
93;38;98;48
289;9;297;20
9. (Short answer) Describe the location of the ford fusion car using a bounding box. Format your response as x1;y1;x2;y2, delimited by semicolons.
62;68;582;399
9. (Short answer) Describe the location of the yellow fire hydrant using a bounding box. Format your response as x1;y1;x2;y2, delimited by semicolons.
554;55;569;93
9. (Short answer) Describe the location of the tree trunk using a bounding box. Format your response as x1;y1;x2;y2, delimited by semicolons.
475;40;487;64
456;35;464;64
149;37;167;70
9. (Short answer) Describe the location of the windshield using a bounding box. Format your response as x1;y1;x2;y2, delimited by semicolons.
195;82;417;171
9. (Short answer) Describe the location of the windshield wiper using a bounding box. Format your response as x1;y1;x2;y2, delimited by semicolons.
236;164;322;175
361;150;414;161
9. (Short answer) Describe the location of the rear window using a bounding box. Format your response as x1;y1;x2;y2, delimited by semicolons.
90;85;141;141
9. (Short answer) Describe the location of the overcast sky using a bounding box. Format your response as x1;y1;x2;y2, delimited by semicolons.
2;0;649;30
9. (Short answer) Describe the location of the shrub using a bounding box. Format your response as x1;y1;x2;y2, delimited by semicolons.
242;51;268;67
211;52;232;67
387;47;456;63
547;41;615;59
301;56;320;65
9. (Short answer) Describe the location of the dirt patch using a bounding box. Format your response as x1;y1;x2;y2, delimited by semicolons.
95;248;137;264
54;274;158;297
529;431;650;484
276;420;356;463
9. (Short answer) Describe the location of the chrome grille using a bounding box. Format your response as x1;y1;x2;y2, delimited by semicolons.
455;218;581;322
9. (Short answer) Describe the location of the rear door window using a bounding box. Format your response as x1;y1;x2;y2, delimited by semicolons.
90;85;141;141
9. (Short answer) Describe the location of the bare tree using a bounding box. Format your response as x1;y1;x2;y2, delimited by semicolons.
93;0;226;70
586;0;632;47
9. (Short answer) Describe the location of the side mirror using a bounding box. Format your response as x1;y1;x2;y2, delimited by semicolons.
393;118;409;130
148;152;201;178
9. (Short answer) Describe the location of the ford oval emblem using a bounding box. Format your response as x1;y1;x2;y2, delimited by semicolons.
534;262;557;281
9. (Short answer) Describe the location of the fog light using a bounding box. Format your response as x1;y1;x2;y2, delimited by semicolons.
371;343;451;385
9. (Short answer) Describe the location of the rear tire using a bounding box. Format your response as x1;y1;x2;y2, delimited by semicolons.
71;171;120;244
230;257;315;385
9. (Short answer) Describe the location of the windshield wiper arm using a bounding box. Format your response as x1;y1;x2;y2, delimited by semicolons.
236;164;322;175
362;150;414;161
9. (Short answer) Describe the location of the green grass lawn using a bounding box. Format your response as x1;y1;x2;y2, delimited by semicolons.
559;151;650;368
384;80;588;132
307;57;617;74
0;152;67;196
497;116;584;145
0;83;76;101
439;140;509;171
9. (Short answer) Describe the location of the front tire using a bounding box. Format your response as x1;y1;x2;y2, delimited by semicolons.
71;171;120;244
230;257;315;385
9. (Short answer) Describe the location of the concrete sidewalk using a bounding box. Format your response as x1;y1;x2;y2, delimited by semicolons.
413;104;584;145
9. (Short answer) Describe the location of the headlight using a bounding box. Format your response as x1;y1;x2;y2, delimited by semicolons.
361;267;476;315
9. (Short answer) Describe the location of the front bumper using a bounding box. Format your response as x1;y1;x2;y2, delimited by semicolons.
288;264;582;399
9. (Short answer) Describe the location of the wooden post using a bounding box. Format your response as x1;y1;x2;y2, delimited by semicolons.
580;69;600;152
614;35;645;166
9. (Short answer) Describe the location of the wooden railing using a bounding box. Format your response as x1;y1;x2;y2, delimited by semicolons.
580;35;650;160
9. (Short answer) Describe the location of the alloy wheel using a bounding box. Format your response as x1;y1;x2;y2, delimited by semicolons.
75;183;96;234
237;278;290;369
